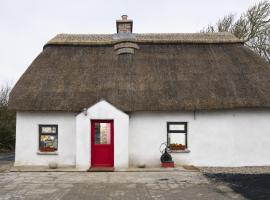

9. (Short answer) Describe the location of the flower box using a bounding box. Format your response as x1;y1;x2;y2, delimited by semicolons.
40;147;55;152
170;144;186;150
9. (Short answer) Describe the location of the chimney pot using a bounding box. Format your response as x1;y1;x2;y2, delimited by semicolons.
121;15;128;20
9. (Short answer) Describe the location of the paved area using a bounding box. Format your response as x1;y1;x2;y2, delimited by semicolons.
1;156;268;200
0;171;244;200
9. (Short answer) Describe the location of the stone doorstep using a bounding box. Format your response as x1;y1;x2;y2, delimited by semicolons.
10;165;199;172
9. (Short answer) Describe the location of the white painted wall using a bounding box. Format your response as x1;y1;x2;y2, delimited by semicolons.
15;108;270;168
129;109;270;167
76;100;129;170
15;112;76;166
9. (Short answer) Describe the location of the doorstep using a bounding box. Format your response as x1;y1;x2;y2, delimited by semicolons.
88;167;115;172
10;165;199;172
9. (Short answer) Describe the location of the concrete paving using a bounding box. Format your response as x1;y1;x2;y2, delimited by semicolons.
0;155;245;199
0;171;245;200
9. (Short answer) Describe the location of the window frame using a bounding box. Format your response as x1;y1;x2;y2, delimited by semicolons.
39;124;58;152
167;122;188;150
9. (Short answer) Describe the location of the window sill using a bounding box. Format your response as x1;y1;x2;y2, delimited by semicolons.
37;151;58;155
169;149;190;153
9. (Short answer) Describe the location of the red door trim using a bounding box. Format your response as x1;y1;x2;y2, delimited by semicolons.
91;120;114;167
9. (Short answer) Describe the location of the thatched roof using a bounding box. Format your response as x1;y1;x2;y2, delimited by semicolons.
46;32;242;46
9;33;270;112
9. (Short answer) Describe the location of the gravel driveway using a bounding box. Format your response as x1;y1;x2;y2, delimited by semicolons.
201;167;270;200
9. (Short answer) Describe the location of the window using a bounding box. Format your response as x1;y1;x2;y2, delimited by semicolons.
167;122;187;151
39;125;58;152
94;122;111;144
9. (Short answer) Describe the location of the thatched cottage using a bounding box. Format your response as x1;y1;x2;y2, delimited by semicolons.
9;15;270;170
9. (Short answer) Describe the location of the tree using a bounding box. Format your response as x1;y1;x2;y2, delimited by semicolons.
201;1;270;63
0;83;16;152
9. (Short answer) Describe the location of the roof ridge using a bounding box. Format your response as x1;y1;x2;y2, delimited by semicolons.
45;32;243;47
55;32;235;35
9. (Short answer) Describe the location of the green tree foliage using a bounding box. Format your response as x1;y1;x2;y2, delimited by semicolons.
201;1;270;63
0;84;15;152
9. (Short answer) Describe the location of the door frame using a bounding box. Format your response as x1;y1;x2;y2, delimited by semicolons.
90;119;114;167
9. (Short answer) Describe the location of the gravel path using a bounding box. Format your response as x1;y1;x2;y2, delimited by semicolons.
200;167;270;200
200;166;270;174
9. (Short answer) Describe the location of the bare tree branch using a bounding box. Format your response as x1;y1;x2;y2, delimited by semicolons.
201;0;270;63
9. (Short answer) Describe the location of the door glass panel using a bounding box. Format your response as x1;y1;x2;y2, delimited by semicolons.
94;122;111;144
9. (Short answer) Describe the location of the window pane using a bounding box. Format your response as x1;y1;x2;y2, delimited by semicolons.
95;123;111;144
40;135;58;152
169;124;185;131
168;133;186;150
41;126;56;134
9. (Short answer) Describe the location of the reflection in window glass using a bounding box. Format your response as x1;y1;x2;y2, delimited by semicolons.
40;135;58;151
95;123;111;144
169;124;185;131
41;126;56;133
168;133;186;150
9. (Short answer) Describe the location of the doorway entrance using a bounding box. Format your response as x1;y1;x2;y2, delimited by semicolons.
91;120;114;167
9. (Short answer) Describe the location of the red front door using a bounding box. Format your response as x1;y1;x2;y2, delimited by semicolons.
91;120;114;167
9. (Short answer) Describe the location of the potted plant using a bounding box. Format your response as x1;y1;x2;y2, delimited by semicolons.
160;142;174;168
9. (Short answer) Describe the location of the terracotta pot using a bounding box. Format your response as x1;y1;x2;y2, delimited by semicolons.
161;162;175;168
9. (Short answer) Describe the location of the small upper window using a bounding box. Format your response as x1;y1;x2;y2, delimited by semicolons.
167;122;187;151
39;125;58;152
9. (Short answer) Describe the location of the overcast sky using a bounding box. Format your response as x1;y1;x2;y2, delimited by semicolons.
0;0;261;87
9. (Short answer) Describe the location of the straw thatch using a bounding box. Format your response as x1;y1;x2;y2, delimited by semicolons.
45;32;242;46
9;33;270;112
